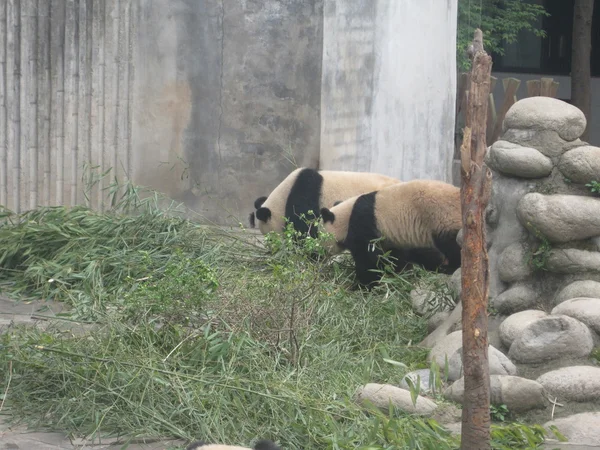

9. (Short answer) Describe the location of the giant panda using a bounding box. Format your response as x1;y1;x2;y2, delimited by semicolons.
320;179;462;287
186;439;280;450
249;167;402;238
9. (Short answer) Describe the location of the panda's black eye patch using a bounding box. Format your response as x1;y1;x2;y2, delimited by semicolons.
256;207;272;222
333;200;342;206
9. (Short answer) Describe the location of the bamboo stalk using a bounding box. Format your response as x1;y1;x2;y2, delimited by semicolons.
0;0;7;207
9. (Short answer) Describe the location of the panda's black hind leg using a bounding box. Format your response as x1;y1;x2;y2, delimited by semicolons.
433;232;462;272
405;247;448;272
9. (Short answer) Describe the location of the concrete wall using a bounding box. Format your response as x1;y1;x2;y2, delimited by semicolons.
320;0;458;183
132;0;324;223
1;0;457;223
492;71;600;146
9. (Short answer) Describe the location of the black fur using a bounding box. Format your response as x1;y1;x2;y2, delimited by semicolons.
254;196;268;210
186;441;208;450
337;192;460;287
333;200;343;206
320;208;336;224
433;230;462;273
284;168;323;237
255;207;272;223
254;440;282;450
249;212;256;228
185;439;281;450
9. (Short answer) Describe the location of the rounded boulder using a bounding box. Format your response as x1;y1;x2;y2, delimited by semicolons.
508;315;594;364
503;97;586;142
517;193;600;244
554;280;600;305
551;297;600;334
537;366;600;402
355;383;438;416
558;146;600;184
499;309;548;349
487;140;553;178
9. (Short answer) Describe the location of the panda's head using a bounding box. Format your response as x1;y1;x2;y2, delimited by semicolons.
320;197;357;255
248;196;269;230
186;439;281;450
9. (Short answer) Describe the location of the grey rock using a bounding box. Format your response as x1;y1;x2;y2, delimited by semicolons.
492;285;538;315
410;287;431;316
449;268;461;296
428;330;463;367
400;369;437;394
497;243;532;283
428;310;451;333
558;145;600;184
499;309;548;349
517;193;600;244
444;375;546;413
546;249;600;274
555;280;600;304
456;228;463;247
486;140;553;178
502;129;576;158
508;315;594;364
544;412;600;447
503;97;586;142
447;345;517;381
537;366;600;402
552;297;600;334
419;301;462;348
355;383;438;416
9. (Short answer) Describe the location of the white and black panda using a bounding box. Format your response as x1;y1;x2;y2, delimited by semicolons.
186;439;281;450
249;167;402;238
320;179;462;287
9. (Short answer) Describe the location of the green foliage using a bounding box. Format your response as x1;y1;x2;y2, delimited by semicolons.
490;404;510;422
457;0;549;71
590;346;600;363
0;180;562;449
586;180;600;196
526;225;552;272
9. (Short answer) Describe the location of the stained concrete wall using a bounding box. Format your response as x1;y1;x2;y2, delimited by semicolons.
2;0;457;223
132;0;324;223
320;0;458;182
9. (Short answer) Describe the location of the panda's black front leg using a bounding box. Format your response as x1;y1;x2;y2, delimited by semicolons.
351;241;384;288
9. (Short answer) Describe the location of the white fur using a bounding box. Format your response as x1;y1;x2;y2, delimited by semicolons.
257;168;401;235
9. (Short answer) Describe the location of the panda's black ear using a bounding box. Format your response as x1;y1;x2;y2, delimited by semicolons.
186;441;208;450
254;196;268;210
320;208;335;224
254;440;281;450
333;200;342;206
249;212;256;228
255;207;272;223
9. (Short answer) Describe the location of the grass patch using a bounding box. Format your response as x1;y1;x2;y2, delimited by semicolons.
0;182;558;449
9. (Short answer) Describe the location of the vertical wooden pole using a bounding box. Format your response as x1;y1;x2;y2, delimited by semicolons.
460;28;493;450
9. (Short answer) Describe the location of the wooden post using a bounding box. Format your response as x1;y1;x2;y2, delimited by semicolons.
460;28;493;450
